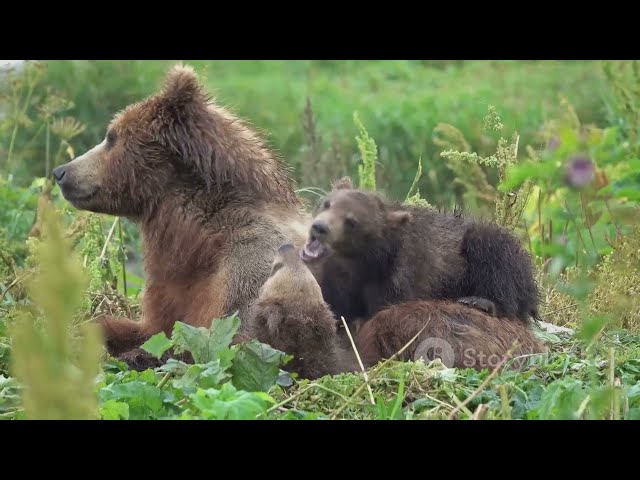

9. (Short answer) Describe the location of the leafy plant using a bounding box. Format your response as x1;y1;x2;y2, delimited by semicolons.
439;105;533;228
354;111;378;191
9;202;102;420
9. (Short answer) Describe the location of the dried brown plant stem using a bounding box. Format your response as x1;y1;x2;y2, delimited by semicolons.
341;316;375;405
0;271;34;302
99;217;120;264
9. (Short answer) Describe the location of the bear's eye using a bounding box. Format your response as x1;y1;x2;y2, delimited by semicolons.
323;200;331;210
269;262;284;278
106;129;117;149
345;216;358;229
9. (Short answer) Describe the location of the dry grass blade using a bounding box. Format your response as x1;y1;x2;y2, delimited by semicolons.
99;217;120;264
341;316;375;405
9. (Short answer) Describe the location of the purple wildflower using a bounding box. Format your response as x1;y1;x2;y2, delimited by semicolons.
565;155;594;188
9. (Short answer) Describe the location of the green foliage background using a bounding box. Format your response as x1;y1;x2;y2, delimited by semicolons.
3;60;607;202
1;60;639;420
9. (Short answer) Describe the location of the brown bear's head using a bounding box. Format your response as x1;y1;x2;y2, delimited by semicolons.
301;177;412;263
52;64;293;219
254;243;331;325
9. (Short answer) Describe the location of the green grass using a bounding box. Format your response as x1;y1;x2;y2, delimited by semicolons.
1;60;639;420
5;60;607;204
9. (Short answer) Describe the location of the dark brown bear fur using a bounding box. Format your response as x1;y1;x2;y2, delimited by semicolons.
53;65;310;367
248;243;545;379
301;177;540;326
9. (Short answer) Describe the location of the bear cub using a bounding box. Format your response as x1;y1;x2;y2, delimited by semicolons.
247;244;359;379
248;243;545;379
301;177;540;326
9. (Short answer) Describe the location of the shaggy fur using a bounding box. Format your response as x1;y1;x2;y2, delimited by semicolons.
248;243;545;379
301;177;540;326
53;65;310;366
357;301;545;370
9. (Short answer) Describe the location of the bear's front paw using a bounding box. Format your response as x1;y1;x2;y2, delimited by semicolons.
117;348;163;371
457;296;498;317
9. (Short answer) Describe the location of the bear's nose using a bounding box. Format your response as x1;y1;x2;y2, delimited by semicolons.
310;221;329;238
52;165;66;183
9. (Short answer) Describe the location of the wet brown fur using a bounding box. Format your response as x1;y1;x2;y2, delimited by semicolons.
357;301;545;370
53;65;310;365
305;177;540;326
248;243;545;380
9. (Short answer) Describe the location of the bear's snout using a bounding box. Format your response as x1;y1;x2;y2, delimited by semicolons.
310;221;330;239
52;164;67;183
51;156;100;206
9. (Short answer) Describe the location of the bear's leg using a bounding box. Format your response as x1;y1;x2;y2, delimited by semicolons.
461;223;540;322
457;296;497;316
96;316;151;358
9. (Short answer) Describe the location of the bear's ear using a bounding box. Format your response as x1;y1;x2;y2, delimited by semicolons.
330;176;354;191
387;210;412;225
160;64;206;110
152;65;217;187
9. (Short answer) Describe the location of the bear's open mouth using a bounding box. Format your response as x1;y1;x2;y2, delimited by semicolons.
301;236;330;263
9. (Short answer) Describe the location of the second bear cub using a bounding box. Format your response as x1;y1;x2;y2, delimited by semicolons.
301;177;540;325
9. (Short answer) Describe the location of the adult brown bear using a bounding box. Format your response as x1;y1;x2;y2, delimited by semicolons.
53;64;309;368
248;243;544;380
301;177;541;326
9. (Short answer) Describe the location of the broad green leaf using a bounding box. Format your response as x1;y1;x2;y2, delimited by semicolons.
537;378;588;420
99;400;130;420
141;332;172;360
171;315;240;364
172;360;230;393
138;368;160;385
102;358;130;373
230;340;288;392
158;359;190;375
189;384;274;420
276;370;294;387
99;382;164;420
625;381;640;401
